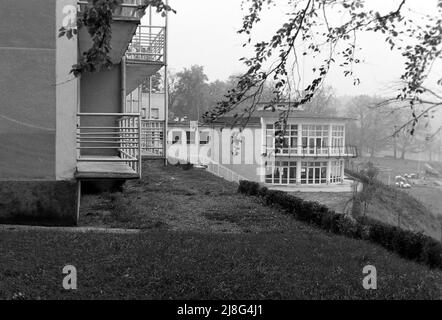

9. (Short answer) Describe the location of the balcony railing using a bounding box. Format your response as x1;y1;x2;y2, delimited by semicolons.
265;145;358;158
78;0;147;19
140;119;165;157
76;113;141;177
126;26;166;63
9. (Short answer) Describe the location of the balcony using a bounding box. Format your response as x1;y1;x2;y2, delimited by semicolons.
266;145;358;158
125;26;166;93
77;1;149;65
78;0;146;20
76;113;141;179
140;120;165;157
126;26;166;64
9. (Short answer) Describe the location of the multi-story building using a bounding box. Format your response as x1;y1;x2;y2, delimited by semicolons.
0;0;168;225
167;102;358;191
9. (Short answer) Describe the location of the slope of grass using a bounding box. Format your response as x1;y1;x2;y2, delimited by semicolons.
1;160;441;299
356;182;440;239
80;160;300;233
348;158;441;240
351;157;442;219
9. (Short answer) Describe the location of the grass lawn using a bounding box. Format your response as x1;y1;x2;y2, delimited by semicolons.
405;186;442;219
1;160;441;299
80;160;298;233
0;229;441;299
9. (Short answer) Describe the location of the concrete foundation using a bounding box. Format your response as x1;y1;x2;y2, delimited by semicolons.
0;181;78;226
81;180;126;194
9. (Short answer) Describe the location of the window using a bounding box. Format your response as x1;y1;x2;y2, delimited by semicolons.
301;125;329;155
300;161;328;184
265;160;297;185
330;160;344;183
331;125;344;155
151;108;159;119
265;123;298;155
171;131;181;144
199;131;210;145
186;131;195;144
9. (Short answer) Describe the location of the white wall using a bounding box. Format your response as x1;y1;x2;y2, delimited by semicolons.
142;92;166;120
56;0;78;180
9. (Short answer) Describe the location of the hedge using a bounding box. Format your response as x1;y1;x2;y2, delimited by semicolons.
238;180;442;269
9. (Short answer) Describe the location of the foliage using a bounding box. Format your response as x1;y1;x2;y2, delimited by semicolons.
237;180;261;196
58;0;175;77
238;180;442;269
169;65;210;120
362;162;379;180
302;86;339;115
168;68;288;122
142;71;163;93
203;0;442;131
344;95;392;157
344;95;436;158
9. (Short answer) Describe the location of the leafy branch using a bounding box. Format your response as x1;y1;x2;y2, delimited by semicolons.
59;0;175;77
203;0;442;134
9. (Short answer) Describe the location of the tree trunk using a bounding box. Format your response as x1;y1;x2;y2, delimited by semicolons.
393;139;397;159
400;149;406;160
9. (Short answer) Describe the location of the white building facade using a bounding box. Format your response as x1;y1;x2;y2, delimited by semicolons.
166;103;357;189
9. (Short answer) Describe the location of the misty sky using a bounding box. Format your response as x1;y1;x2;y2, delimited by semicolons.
142;0;441;124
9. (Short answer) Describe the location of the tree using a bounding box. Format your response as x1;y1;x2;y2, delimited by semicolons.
141;71;163;93
344;95;393;157
207;80;232;111
206;75;280;115
393;109;429;159
167;70;179;120
303;86;339;115
170;65;210;121
203;0;442;132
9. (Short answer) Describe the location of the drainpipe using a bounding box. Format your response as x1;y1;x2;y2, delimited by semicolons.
163;0;169;165
260;117;266;183
327;123;332;184
296;123;302;184
148;78;152;119
148;6;152;119
121;57;127;113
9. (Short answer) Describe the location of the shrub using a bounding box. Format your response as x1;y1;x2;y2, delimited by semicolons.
337;216;361;239
237;179;442;270
258;186;268;198
391;229;426;261
319;209;335;232
263;190;286;207
358;217;441;268
295;201;315;223
237;180;248;194
367;223;397;251
421;239;442;269
238;180;260;196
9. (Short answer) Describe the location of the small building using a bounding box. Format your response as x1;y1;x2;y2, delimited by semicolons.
166;102;358;191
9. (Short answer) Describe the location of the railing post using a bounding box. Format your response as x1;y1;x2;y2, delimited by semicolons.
138;115;142;177
76;115;80;160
